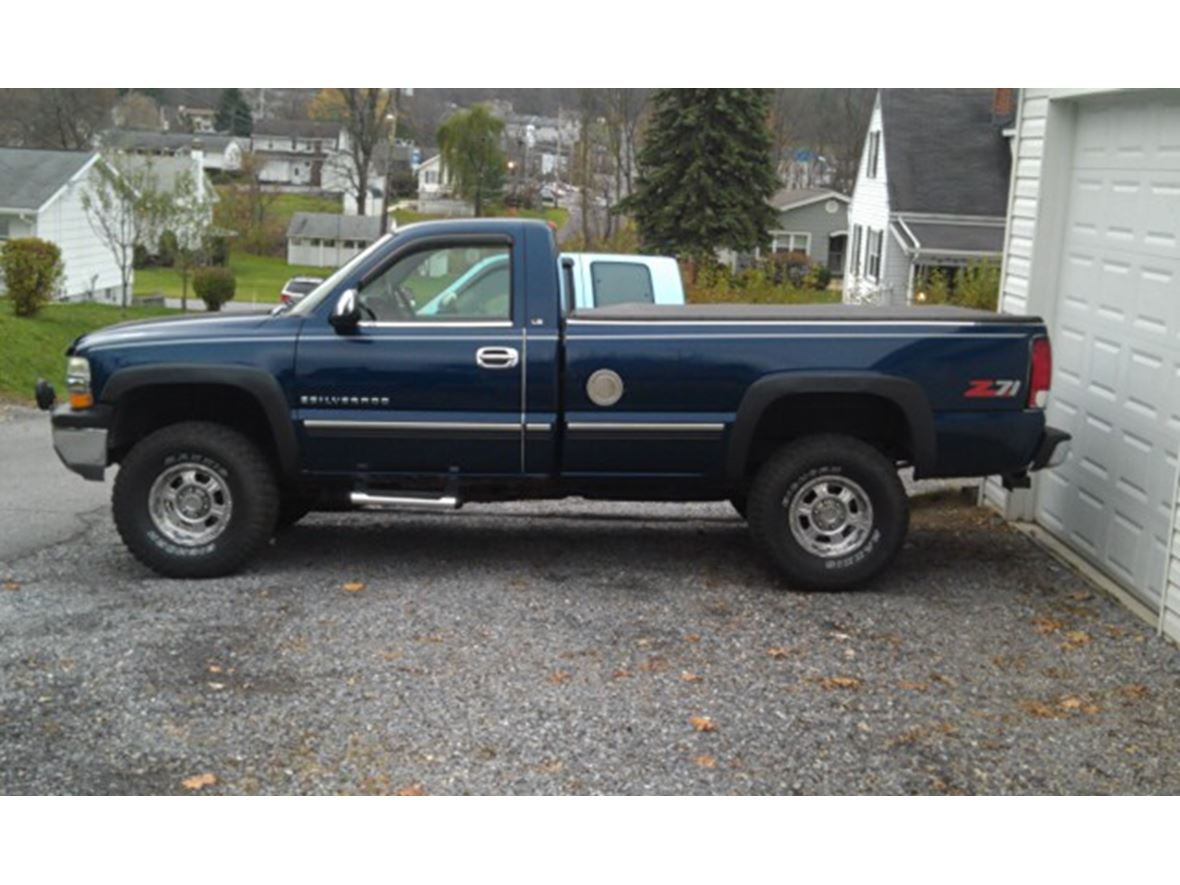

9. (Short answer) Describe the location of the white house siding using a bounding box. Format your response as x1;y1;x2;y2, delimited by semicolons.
843;98;899;303
986;88;1180;642
34;171;127;303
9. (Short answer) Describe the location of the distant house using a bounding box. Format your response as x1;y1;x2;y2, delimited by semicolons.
0;148;126;302
779;149;834;190
177;106;217;134
416;154;452;199
768;187;849;275
100;130;246;173
843;89;1011;305
286;212;385;267
251;119;343;188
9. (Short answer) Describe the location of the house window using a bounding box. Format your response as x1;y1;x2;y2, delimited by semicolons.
771;232;811;255
867;132;881;179
866;229;883;281
850;225;862;276
425;170;438;185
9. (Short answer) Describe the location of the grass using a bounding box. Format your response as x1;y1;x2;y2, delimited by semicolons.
134;253;328;304
213;187;341;231
0;300;176;403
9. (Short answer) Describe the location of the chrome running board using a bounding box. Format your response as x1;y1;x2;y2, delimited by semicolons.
350;490;460;511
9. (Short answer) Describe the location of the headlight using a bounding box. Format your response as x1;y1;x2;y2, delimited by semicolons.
66;356;93;409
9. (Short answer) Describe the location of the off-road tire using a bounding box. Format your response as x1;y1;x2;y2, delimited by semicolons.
113;421;279;578
747;434;908;590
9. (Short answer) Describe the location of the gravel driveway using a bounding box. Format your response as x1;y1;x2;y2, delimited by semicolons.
2;490;1178;795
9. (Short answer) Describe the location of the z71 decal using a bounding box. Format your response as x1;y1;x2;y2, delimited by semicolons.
965;379;1022;398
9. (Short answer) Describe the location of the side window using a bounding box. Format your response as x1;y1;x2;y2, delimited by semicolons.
359;244;512;322
590;261;654;307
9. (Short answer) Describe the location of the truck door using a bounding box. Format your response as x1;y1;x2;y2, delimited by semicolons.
293;235;525;477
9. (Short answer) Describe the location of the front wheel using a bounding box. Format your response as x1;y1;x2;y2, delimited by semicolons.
746;435;908;590
113;421;279;578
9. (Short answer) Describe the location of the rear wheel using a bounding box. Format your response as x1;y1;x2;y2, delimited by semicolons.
747;434;908;590
113;421;279;578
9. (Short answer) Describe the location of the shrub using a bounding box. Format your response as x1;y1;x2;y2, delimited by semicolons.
915;261;999;311
0;238;64;316
157;230;179;268
193;266;236;312
207;234;231;268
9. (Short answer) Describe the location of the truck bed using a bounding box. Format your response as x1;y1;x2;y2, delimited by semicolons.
569;303;1040;324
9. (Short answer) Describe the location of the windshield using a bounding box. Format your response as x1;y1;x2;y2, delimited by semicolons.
288;234;395;316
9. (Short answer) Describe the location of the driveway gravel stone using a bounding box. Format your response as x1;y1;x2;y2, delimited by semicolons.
2;489;1178;794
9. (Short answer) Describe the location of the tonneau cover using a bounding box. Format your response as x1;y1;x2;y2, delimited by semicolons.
569;302;1040;324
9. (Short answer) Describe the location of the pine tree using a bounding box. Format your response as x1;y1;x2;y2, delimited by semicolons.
621;89;779;261
215;88;253;136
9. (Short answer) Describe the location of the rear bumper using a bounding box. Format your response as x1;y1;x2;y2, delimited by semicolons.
50;404;113;482
1002;425;1070;490
1030;426;1071;471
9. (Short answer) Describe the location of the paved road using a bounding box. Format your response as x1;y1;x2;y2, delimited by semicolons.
0;406;110;560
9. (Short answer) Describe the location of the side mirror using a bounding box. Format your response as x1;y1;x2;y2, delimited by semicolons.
330;288;360;332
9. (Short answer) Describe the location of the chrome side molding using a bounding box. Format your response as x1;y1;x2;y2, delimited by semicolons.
350;491;460;511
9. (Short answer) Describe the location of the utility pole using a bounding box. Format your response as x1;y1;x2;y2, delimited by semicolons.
381;89;400;235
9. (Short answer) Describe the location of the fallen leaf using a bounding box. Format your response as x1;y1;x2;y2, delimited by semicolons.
548;670;572;685
207;663;223;674
611;668;631;680
1062;630;1092;649
693;755;717;769
898;680;929;692
1083;703;1102;715
181;772;218;791
817;676;862;690
689;715;716;733
685;634;702;643
1068;591;1094;602
1119;683;1149;701
342;580;366;593
396;784;426;796
680;671;703;683
1033;615;1065;635
537;760;563;775
767;647;791;659
1059;696;1083;711
3;580;19;592
1019;700;1062;719
206;682;226;691
637;656;668;673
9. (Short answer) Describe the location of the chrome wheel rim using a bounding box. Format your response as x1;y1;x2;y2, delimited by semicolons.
786;474;873;559
148;462;233;547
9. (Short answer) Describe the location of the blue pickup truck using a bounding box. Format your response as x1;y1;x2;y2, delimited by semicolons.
37;219;1069;588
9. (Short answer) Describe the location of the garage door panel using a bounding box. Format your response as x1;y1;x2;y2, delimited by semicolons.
1036;92;1180;610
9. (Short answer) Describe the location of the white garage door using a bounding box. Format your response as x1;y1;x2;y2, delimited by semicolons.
1036;92;1180;611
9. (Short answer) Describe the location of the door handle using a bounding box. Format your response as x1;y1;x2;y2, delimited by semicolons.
475;346;519;369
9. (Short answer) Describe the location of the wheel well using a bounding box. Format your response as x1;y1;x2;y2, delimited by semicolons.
109;384;280;470
742;393;913;479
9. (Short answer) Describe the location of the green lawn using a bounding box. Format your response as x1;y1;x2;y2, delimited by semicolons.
0;300;176;403
214;187;341;231
135;253;328;304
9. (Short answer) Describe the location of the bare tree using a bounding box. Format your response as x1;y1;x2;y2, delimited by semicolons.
81;156;167;308
0;89;117;149
310;88;394;217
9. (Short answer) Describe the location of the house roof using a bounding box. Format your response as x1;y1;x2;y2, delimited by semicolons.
254;119;341;139
101;129;245;153
0;148;95;211
879;89;1011;217
770;187;849;212
287;212;382;241
892;218;1005;257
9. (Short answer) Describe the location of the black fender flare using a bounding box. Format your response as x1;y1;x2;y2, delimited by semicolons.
99;364;298;476
725;372;937;483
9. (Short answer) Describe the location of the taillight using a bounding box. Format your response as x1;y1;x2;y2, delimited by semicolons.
1029;336;1052;409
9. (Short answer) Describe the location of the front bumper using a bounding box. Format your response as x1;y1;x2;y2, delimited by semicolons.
50;403;113;482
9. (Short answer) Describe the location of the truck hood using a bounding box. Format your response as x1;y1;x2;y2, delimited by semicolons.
70;310;280;355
